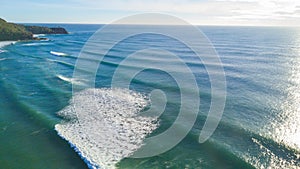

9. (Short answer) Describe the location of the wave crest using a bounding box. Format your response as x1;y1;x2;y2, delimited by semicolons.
0;58;7;61
0;50;6;54
50;51;68;56
0;41;15;48
21;42;51;46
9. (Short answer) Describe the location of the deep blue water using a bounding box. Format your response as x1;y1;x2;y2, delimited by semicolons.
0;24;299;169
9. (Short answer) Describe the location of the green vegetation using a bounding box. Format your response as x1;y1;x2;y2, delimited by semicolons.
0;18;68;41
0;18;32;41
24;25;54;34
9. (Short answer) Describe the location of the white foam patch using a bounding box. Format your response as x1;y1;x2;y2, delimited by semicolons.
56;75;86;86
33;34;46;38
0;58;7;61
55;88;158;169
22;42;50;46
50;51;68;56
0;41;16;48
40;39;50;41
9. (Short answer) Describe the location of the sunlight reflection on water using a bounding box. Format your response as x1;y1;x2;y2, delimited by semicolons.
274;38;300;151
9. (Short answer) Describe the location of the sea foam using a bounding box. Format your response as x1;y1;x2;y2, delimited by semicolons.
21;42;51;46
0;58;7;61
50;51;68;56
33;34;46;38
56;74;87;86
55;88;158;169
0;41;15;48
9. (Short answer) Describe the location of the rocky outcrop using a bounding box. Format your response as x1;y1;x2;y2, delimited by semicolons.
24;26;68;34
49;27;68;34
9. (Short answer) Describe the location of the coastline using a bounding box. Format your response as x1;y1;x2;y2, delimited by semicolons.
0;18;68;42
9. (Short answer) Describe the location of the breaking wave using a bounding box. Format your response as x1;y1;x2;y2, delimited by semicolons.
21;42;51;46
0;41;16;48
0;58;7;61
33;34;46;38
55;88;158;169
0;50;6;54
50;51;69;56
56;74;87;86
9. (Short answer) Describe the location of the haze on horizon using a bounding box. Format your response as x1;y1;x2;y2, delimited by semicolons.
1;0;300;26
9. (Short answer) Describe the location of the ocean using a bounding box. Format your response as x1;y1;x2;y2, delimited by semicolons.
0;24;299;169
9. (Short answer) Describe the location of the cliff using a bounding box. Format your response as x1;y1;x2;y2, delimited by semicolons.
0;18;68;41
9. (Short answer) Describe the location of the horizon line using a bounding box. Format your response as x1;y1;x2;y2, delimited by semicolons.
14;21;300;28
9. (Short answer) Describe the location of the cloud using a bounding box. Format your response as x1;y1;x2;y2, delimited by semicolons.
2;0;300;25
67;0;300;25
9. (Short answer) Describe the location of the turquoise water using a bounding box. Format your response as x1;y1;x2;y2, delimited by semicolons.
0;25;299;168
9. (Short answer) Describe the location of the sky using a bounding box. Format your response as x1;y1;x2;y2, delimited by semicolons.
1;0;300;26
